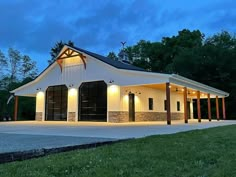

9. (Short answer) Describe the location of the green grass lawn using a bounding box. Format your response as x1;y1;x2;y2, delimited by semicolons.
0;125;236;177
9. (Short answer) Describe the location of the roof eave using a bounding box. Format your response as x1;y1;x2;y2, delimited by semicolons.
170;74;229;97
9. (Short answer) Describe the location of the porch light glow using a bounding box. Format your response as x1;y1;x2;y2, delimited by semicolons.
193;91;196;94
109;85;118;93
123;95;129;102
37;91;44;98
69;88;77;96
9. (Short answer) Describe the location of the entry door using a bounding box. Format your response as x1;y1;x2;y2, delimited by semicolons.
187;101;191;119
129;93;135;121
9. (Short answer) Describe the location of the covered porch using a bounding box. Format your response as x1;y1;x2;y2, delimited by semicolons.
140;82;227;125
110;73;228;124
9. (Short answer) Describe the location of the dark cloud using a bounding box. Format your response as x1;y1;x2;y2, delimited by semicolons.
0;0;235;71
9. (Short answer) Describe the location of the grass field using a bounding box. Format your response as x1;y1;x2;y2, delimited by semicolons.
0;125;236;177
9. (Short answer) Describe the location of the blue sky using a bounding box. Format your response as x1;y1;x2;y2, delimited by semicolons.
0;0;235;72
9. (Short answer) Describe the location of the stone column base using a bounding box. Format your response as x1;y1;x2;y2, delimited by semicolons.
108;111;184;123
35;112;43;121
68;112;76;122
108;111;129;123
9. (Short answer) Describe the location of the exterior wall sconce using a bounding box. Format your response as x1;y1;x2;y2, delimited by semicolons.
125;89;131;93
109;80;114;84
125;90;141;95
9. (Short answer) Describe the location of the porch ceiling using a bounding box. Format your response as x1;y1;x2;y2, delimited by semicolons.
141;83;217;99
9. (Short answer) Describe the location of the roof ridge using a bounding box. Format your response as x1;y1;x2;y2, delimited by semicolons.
68;45;147;72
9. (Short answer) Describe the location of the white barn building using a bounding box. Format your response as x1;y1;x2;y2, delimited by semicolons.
11;45;229;124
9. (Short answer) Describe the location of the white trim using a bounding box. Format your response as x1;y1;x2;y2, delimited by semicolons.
170;74;229;97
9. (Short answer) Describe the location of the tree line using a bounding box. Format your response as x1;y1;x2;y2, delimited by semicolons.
108;29;236;119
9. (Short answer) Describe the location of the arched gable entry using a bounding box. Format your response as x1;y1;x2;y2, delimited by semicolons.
45;85;68;121
79;81;107;121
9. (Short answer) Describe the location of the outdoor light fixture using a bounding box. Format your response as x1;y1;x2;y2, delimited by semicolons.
169;85;172;88
193;91;196;94
175;88;179;92
181;88;184;91
69;84;74;88
109;80;114;84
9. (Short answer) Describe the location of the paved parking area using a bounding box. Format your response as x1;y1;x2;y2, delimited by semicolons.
0;119;235;153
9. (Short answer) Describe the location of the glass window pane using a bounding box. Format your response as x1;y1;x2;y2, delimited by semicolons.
79;81;107;121
45;85;68;121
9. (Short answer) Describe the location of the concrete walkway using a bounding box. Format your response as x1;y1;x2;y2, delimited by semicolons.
0;119;235;153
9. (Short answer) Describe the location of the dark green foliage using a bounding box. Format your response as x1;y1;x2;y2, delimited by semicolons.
107;51;118;60
0;77;35;121
0;47;37;121
0;125;236;177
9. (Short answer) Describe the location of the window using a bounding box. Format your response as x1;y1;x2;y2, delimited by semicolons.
148;98;153;110
177;101;180;111
164;100;167;111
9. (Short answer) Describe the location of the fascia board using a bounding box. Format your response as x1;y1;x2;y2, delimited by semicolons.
170;74;229;97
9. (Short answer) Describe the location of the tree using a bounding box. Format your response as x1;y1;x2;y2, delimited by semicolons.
161;29;204;73
48;40;74;64
107;52;118;60
0;48;38;120
0;50;7;76
8;48;21;83
124;40;152;70
20;55;38;79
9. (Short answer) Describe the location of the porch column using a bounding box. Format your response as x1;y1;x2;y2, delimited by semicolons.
197;91;201;122
216;96;220;121
14;96;18;121
207;93;212;121
183;87;188;123
222;97;226;120
166;82;171;125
